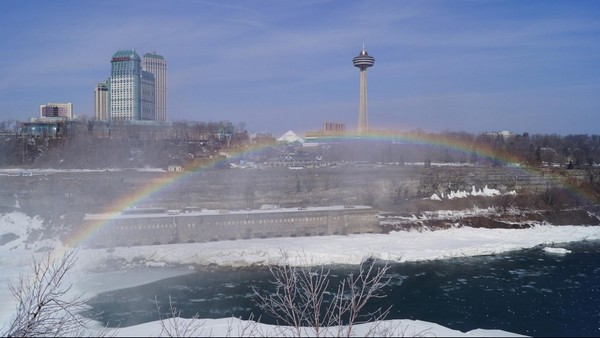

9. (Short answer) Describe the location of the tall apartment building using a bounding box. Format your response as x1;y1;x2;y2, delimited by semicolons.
142;52;167;122
94;80;109;121
40;103;73;119
109;49;142;121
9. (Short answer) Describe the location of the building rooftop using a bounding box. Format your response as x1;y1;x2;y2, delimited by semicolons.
83;205;374;220
112;49;141;61
143;52;165;60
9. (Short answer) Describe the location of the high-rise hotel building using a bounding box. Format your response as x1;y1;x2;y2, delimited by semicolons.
109;50;142;121
142;52;167;122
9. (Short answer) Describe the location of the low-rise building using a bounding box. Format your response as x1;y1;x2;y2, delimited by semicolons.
40;103;73;119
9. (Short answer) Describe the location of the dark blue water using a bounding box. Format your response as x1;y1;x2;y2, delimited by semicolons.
86;240;600;336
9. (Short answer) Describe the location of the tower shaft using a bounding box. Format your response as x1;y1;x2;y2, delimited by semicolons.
358;68;368;133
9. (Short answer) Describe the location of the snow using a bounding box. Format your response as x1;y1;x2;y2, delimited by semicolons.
2;211;599;336
543;247;572;254
448;189;470;199
0;212;57;254
430;185;516;200
109;317;525;337
70;224;600;268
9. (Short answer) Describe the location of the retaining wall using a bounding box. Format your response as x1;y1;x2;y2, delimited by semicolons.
82;206;380;248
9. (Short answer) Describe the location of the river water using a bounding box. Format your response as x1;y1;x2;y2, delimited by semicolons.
86;240;600;337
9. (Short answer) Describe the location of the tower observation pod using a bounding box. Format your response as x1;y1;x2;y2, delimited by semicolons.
353;47;375;134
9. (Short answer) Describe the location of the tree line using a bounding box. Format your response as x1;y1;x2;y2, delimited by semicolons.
0;119;252;168
317;131;600;168
1;118;600;169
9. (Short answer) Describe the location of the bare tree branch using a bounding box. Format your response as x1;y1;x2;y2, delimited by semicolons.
2;248;102;337
254;252;393;337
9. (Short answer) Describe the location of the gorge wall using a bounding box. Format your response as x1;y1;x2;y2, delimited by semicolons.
1;165;598;217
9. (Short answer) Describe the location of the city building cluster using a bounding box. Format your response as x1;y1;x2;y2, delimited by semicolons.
22;50;167;137
32;49;167;126
24;47;377;143
94;49;167;122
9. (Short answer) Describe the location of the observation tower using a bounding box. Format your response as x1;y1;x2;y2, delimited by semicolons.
353;46;375;134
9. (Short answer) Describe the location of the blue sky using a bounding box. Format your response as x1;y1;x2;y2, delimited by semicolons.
1;0;599;136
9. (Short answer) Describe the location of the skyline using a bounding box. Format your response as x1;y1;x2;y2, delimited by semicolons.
1;1;599;136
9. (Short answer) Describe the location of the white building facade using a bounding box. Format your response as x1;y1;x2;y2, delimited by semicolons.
142;52;167;122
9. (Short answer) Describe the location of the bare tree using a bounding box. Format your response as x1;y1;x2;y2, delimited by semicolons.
254;252;392;337
335;261;392;336
2;249;93;337
155;295;209;337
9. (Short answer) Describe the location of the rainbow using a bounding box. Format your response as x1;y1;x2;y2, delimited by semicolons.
64;144;275;248
307;130;523;164
63;130;598;249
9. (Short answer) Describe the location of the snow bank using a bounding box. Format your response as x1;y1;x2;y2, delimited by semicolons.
0;212;55;255
75;224;600;269
107;317;525;337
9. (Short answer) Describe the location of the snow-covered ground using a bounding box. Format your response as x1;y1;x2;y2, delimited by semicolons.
110;317;524;337
3;211;599;336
